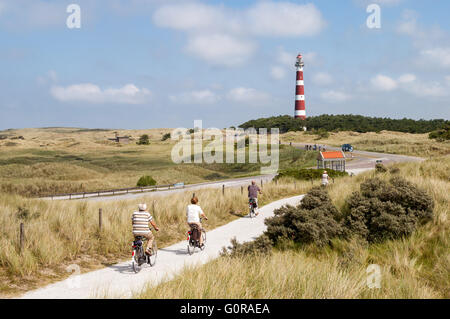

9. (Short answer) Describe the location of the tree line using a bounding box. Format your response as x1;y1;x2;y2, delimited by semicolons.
238;114;448;134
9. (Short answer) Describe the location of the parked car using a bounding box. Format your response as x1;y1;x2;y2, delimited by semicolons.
341;144;354;152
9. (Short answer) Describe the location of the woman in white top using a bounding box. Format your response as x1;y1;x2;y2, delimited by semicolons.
321;170;329;186
186;196;208;246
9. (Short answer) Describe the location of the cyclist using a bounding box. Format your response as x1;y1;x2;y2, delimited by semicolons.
248;180;262;216
132;203;159;256
186;196;208;247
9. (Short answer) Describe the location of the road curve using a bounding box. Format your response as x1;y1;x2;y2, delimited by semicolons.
20;195;305;299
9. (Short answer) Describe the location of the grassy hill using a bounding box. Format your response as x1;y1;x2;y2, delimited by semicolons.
138;155;449;299
0;127;316;197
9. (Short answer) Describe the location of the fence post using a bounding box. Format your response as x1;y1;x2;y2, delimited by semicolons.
222;184;225;195
241;186;243;194
99;208;103;232
19;222;24;254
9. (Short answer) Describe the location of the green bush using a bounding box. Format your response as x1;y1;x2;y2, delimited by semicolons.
136;175;157;187
265;187;343;247
429;123;450;141
137;134;150;145
221;235;272;258
342;177;434;243
275;168;347;181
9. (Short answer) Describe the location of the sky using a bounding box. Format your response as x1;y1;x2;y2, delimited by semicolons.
0;0;449;130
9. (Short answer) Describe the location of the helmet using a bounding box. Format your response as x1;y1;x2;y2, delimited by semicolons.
138;203;147;211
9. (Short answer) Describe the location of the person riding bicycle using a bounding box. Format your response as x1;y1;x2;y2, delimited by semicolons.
132;203;159;256
248;180;262;216
186;196;208;247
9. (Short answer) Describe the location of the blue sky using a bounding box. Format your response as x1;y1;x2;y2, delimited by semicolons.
0;0;449;130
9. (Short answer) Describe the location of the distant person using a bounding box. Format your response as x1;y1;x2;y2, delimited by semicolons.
186;196;208;247
132;204;159;256
248;180;262;216
321;171;329;187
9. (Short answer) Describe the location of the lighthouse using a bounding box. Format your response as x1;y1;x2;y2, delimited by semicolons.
294;53;306;120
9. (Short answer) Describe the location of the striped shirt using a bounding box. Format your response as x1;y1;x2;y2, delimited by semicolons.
132;211;153;234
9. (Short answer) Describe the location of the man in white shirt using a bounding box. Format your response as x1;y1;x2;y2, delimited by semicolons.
186;196;208;246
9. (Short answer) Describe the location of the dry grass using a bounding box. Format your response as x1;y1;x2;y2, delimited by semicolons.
138;156;449;299
0;179;312;296
0;128;315;197
281;130;450;157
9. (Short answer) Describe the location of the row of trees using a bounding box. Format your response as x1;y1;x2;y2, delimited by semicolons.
239;114;449;134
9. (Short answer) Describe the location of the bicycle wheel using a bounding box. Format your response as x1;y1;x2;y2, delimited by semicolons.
200;230;206;250
250;207;256;218
187;240;195;255
148;241;157;266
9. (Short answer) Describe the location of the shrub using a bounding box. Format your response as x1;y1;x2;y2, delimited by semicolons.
161;133;171;141
137;134;150;145
428;123;450;141
342;177;434;243
275;168;347;181
264;187;343;247
221;235;272;258
136;175;157;187
375;163;387;173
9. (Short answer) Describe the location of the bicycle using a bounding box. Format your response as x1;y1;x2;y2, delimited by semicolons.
187;219;206;255
249;198;258;218
131;235;157;273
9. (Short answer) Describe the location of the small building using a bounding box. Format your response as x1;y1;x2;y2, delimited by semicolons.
317;151;346;172
108;132;130;144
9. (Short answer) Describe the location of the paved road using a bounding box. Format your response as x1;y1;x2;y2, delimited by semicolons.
289;142;423;175
20;195;305;299
81;174;276;202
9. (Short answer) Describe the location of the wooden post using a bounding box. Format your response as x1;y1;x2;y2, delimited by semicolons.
193;192;195;198
99;208;103;232
19;223;24;254
275;179;278;185
294;180;296;189
241;186;243;194
222;184;225;195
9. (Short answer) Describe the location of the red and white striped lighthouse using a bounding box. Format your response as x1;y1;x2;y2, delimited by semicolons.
294;53;306;120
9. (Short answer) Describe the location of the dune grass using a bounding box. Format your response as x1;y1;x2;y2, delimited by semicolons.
137;156;449;299
281;130;450;157
0;178;314;296
0;128;316;197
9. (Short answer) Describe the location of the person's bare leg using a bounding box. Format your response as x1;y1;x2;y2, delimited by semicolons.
145;233;154;255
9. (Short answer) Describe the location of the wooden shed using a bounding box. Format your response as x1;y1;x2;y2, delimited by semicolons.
317;151;346;172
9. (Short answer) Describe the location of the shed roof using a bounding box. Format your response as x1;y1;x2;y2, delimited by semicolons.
319;151;345;159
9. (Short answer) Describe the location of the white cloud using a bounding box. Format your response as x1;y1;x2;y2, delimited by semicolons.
152;2;326;66
368;73;449;98
420;48;450;69
397;73;416;84
152;3;229;32
270;66;286;80
371;74;398;91
312;72;333;86
169;90;219;105
321;90;352;102
185;34;256;66
227;87;271;104
246;2;326;37
50;83;151;104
